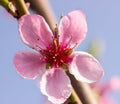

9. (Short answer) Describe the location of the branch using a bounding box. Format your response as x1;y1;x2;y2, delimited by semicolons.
13;0;29;18
67;72;97;104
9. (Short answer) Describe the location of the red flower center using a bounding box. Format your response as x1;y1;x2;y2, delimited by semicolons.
40;27;73;69
40;39;72;69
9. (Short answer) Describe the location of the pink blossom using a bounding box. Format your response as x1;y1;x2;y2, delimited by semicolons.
14;10;104;104
90;77;120;104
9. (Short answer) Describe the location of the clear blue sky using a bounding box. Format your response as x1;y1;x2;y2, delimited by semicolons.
0;0;120;104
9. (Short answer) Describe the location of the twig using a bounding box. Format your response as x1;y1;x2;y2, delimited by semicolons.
70;89;83;104
67;72;97;104
13;0;29;18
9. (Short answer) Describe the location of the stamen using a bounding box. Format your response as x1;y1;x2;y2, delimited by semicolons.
39;26;73;70
54;24;59;39
53;39;58;47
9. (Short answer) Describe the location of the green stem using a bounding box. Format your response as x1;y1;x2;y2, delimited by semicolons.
13;0;29;18
0;0;17;17
0;0;9;9
67;89;82;104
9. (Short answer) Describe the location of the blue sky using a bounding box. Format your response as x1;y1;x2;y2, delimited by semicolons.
0;0;120;104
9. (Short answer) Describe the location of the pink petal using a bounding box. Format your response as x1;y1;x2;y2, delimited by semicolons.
69;51;104;83
59;10;87;48
40;68;72;104
99;95;115;104
13;51;45;79
95;77;120;95
109;77;120;91
18;14;53;50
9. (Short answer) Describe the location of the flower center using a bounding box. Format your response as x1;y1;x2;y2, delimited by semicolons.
40;27;73;69
40;39;72;69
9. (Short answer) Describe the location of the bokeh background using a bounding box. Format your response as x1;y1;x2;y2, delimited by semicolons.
0;0;120;103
